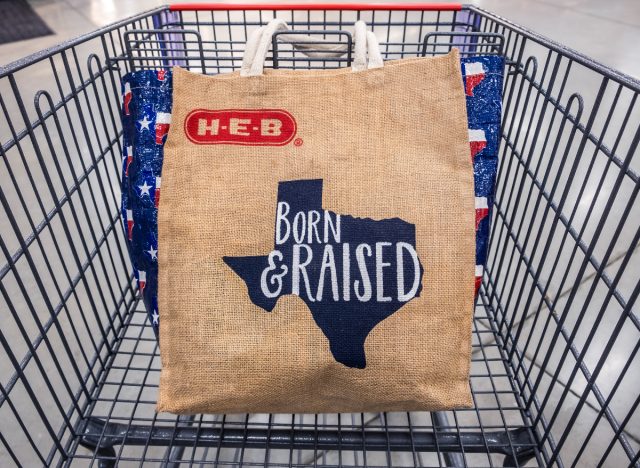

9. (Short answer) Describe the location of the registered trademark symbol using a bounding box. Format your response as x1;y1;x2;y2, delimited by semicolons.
294;138;303;147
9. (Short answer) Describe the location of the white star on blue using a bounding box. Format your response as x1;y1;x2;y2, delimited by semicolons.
147;245;158;260
138;181;152;197
138;115;151;131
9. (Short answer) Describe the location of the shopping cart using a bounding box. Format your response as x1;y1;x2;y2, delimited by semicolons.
0;2;638;467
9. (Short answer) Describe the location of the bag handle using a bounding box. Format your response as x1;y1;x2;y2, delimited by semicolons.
351;20;383;72
240;19;383;77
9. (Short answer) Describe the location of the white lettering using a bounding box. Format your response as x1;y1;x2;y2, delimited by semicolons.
292;211;306;244
375;242;392;302
397;242;421;301
267;206;422;305
316;245;339;301
229;118;251;135
275;202;290;245
198;118;219;135
292;244;314;301
324;211;341;243
260;250;287;298
354;244;372;302
307;210;321;243
261;118;282;136
342;243;350;301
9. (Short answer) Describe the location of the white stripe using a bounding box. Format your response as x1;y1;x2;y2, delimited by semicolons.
475;265;484;276
464;62;485;76
138;270;146;281
468;129;486;142
124;82;131;94
156;112;172;124
475;197;489;209
155;176;161;188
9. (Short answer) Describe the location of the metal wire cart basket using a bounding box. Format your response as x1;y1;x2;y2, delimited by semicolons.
1;3;639;467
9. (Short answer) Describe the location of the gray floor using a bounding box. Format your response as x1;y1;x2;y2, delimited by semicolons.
0;1;638;467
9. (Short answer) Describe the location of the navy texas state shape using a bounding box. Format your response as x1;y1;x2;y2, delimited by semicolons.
223;179;424;369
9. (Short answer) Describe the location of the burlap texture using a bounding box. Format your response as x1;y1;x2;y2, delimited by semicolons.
157;49;475;414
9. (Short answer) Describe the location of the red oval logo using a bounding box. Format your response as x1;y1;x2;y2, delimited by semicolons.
184;109;297;146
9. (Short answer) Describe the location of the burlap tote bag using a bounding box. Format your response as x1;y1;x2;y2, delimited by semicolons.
157;20;475;414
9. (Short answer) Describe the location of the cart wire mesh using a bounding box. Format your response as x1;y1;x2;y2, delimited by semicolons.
0;3;639;467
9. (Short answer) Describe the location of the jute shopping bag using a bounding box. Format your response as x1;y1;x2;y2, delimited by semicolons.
157;20;475;414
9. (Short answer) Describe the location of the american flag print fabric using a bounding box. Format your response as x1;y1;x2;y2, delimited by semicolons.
120;70;172;335
461;55;504;296
119;56;503;332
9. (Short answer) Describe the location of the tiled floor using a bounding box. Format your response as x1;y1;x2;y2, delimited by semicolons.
0;0;638;467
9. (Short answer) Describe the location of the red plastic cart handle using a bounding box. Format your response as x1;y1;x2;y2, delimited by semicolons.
169;3;463;11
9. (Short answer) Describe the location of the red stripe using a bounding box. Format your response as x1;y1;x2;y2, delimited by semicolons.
170;3;462;11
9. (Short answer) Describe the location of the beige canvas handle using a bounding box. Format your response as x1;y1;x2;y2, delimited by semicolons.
240;19;383;77
351;20;384;72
